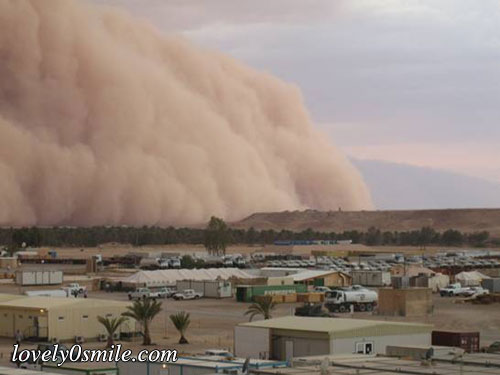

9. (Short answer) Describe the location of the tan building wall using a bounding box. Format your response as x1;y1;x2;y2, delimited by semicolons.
378;288;433;317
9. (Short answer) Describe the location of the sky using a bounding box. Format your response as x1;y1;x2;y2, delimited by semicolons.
90;0;500;186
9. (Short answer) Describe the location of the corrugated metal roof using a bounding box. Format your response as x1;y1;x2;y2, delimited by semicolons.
0;294;130;310
291;270;347;282
239;316;432;339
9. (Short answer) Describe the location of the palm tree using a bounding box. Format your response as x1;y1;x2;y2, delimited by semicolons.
244;297;276;321
170;311;191;344
97;316;127;348
122;299;162;345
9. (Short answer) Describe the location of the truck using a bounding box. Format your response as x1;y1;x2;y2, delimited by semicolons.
439;283;471;297
324;288;378;313
63;283;86;296
128;288;161;300
172;289;203;300
157;287;176;298
461;286;490;298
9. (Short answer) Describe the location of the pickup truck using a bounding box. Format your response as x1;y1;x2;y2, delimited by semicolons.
157;287;176;298
172;289;203;300
440;283;471;297
462;287;490;298
63;283;87;296
128;288;161;300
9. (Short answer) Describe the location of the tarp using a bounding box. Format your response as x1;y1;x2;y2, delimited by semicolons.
121;268;256;287
455;271;491;286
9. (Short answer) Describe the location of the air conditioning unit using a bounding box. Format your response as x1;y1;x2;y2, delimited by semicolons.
98;334;107;342
75;336;84;344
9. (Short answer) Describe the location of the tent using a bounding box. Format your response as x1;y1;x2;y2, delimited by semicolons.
455;271;490;286
121;268;256;287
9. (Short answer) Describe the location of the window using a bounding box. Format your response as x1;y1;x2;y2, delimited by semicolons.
106;314;113;318
18;315;23;319
82;315;89;319
58;317;64;321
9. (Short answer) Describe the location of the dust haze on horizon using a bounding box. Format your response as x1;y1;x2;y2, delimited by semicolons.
0;0;372;227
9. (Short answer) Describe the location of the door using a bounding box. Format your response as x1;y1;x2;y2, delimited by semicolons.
285;340;294;362
355;341;374;355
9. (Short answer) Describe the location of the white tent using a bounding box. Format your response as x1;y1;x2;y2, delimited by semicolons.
121;268;256;287
455;271;490;286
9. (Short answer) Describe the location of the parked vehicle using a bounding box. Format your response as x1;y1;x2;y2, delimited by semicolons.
324;288;378;313
157;287;176;298
462;287;489;298
63;283;86;296
440;283;471;297
172;289;203;300
169;258;181;268
485;341;500;353
128;288;161;300
205;349;234;357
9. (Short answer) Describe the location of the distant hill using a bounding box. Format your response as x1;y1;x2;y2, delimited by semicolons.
232;208;500;237
352;159;500;210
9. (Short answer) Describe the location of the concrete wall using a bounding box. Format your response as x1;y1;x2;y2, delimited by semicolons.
332;333;431;355
378;288;433;317
272;336;330;360
234;326;270;359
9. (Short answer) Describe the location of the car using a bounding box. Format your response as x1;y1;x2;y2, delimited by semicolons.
485;341;500;353
157;287;176;298
461;287;489;298
128;288;161;300
63;283;86;296
205;349;234;357
440;283;471;297
172;289;203;300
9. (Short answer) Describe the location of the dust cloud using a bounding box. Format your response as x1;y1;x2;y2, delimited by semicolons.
0;0;372;226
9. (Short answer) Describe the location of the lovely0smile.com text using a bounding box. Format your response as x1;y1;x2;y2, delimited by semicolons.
11;344;178;366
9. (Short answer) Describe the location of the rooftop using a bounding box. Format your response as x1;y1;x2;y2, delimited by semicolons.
0;294;130;310
239;316;432;338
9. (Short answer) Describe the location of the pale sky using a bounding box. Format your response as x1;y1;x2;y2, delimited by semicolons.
92;0;500;183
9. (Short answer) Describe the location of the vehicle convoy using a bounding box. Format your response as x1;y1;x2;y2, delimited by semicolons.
128;288;161;300
440;283;472;297
324;287;378;313
172;289;203;300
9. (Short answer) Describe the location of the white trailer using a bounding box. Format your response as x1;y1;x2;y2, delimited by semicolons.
15;270;63;286
176;280;232;298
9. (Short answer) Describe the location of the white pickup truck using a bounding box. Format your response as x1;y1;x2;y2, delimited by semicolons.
439;283;471;297
172;289;203;300
128;288;161;300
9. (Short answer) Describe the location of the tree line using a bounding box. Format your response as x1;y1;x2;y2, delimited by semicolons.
0;221;493;249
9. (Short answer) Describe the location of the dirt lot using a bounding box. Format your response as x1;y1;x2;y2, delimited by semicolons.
0;291;498;366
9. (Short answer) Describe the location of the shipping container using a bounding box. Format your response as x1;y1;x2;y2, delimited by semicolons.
432;331;480;353
176;280;232;298
482;278;500;293
236;284;307;302
15;270;63;286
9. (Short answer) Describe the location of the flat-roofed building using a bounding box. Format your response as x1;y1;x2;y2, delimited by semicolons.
0;294;134;342
235;316;432;360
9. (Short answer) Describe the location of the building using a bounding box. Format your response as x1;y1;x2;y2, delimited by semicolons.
234;316;432;360
0;294;134;342
378;288;433;317
176;280;232;298
291;270;351;289
351;271;391;287
235;284;307;302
